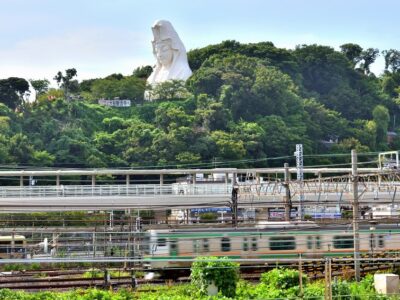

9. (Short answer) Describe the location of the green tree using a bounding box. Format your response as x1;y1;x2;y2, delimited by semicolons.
91;76;146;103
210;130;246;159
350;119;377;150
303;98;347;143
9;133;34;164
132;65;153;79
258;115;304;157
155;102;193;131
0;77;30;109
194;95;232;131
147;80;190;100
29;79;50;99
340;43;363;66
54;68;78;100
175;151;201;166
382;49;400;73
381;74;398;97
359;48;379;75
332;137;370;153
372;104;390;147
233;121;266;160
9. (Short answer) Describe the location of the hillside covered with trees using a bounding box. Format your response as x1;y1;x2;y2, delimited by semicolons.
1;41;400;169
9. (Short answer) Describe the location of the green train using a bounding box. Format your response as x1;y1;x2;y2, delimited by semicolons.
143;222;399;269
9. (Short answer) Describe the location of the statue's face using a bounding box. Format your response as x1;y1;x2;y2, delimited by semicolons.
154;40;173;67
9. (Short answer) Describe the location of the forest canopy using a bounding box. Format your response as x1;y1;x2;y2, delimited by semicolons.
0;40;400;169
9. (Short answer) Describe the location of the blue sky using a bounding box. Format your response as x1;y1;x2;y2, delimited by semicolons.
1;0;399;83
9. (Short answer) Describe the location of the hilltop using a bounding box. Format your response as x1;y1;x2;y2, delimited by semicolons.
0;40;399;169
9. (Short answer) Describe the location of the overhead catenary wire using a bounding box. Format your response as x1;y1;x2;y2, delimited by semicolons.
0;150;395;171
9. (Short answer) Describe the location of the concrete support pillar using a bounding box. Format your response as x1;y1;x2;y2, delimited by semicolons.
225;173;229;185
20;176;23;187
91;175;96;186
56;175;60;187
160;174;164;186
126;175;130;186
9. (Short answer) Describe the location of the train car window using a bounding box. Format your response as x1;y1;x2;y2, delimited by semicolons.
0;241;9;253
307;236;312;249
202;239;209;252
333;236;354;249
221;237;231;252
251;237;258;251
378;235;385;248
14;241;24;252
157;238;166;247
315;236;321;249
193;240;200;254
269;236;296;250
243;238;249;251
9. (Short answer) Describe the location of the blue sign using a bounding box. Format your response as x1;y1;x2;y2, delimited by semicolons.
191;208;231;213
312;213;341;219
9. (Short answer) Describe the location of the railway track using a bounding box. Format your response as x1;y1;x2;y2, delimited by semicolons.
0;270;168;291
1;253;400;291
0;261;397;291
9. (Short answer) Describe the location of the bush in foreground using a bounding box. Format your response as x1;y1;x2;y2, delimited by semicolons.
190;256;239;298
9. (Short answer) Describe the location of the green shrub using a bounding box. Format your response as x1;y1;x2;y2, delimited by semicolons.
303;281;325;300
235;280;259;299
349;274;390;300
82;268;103;278
82;268;131;279
332;279;351;300
190;256;239;298
199;212;218;222
304;214;313;220
260;267;307;289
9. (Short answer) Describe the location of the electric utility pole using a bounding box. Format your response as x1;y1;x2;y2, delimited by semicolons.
352;149;360;281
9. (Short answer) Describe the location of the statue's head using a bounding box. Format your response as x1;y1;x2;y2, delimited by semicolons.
147;20;192;86
151;20;186;67
154;39;173;68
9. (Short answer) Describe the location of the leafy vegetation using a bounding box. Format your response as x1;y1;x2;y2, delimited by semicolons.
191;256;239;297
82;268;131;279
1;40;400;170
0;269;391;299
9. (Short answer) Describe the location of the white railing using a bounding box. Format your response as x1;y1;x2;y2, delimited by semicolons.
0;184;232;199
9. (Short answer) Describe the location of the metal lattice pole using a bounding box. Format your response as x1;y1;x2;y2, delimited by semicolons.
295;144;304;220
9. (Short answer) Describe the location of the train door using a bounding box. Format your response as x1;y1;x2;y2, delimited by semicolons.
202;239;209;254
251;236;258;253
305;235;322;257
369;233;386;255
193;239;201;256
242;237;249;253
242;236;258;255
169;239;179;257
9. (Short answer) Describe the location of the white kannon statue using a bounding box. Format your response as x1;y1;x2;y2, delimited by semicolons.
147;20;192;86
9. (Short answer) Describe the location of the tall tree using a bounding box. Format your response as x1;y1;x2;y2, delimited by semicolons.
29;79;50;100
359;48;379;74
382;49;400;73
340;43;363;66
132;66;153;79
54;68;78;100
0;77;29;109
